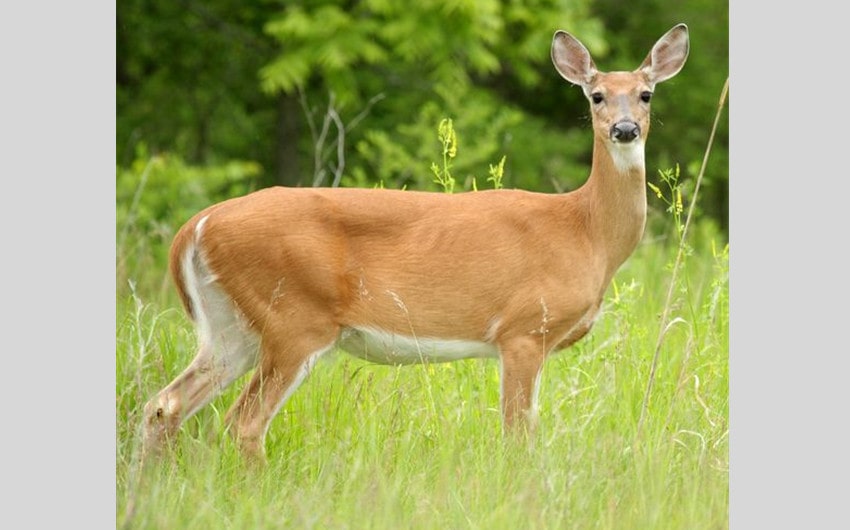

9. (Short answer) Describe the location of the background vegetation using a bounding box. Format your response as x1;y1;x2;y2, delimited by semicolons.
117;0;728;233
116;1;729;528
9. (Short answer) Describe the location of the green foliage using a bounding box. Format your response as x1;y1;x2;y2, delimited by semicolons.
116;0;280;168
265;1;493;101
428;117;509;193
117;0;728;233
648;164;685;237
260;0;604;103
259;0;605;194
347;85;532;192
431;118;459;193
116;145;260;233
427;118;507;193
487;155;506;190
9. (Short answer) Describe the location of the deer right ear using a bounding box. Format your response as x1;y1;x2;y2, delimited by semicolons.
551;30;597;87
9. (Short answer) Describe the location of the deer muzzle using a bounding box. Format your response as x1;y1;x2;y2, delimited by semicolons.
610;121;640;143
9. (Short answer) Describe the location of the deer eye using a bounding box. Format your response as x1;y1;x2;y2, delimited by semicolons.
640;91;653;103
591;92;604;104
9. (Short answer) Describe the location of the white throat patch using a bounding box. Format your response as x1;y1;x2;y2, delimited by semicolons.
608;140;645;173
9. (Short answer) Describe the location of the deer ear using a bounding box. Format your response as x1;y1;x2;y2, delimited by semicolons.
551;30;598;87
638;23;689;85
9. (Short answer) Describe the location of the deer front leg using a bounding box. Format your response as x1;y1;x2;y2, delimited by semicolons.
499;336;547;437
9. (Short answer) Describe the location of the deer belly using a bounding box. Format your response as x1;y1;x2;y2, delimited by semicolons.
338;326;499;365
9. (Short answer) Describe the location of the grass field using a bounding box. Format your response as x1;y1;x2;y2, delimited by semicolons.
115;201;728;529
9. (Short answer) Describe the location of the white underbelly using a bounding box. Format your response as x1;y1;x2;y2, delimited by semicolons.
338;326;499;365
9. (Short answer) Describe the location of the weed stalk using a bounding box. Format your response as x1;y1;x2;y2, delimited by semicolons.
635;77;729;443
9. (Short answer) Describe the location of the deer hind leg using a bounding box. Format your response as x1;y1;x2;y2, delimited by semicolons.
499;336;547;437
141;264;260;459
224;321;339;462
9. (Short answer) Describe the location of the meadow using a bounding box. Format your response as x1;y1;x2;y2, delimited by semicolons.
115;171;728;529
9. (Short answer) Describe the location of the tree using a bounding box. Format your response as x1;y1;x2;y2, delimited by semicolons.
117;0;729;234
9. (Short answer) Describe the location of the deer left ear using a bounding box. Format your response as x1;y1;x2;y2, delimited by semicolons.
638;24;689;86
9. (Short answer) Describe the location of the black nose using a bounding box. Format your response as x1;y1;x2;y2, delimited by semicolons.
611;121;640;142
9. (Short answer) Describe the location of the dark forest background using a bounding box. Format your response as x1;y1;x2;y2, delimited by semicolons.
117;0;728;240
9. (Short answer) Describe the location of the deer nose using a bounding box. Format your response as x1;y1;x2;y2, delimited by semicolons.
611;121;640;142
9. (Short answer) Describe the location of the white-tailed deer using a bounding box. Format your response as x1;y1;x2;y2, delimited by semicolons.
141;24;689;461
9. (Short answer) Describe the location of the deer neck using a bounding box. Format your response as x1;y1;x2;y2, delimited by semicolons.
584;135;648;273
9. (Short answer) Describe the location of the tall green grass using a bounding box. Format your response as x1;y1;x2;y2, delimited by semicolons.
118;90;728;528
116;208;728;529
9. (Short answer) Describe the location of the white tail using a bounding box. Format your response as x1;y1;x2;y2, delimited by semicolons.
141;24;689;461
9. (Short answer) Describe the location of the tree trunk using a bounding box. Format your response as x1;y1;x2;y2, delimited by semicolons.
276;92;301;187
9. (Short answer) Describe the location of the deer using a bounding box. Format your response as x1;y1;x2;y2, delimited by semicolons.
140;24;689;462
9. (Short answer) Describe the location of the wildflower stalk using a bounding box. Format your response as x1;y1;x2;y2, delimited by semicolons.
431;118;458;193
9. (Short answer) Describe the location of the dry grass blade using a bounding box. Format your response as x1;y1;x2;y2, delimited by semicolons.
636;77;730;441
